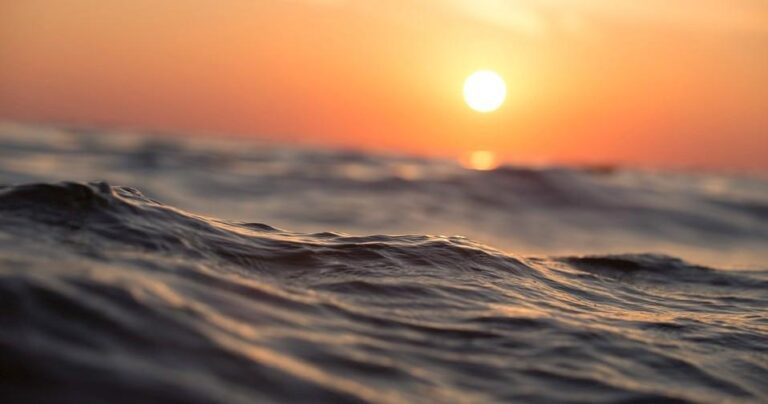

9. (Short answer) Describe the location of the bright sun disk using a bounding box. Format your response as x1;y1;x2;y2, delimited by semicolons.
463;70;506;113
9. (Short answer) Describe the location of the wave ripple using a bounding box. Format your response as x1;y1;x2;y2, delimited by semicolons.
1;182;766;403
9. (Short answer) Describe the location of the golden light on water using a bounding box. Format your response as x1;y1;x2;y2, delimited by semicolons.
461;150;499;171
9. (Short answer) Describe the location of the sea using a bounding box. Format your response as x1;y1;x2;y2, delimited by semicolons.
1;122;766;403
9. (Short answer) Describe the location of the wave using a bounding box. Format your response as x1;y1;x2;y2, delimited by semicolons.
4;123;768;271
1;181;766;403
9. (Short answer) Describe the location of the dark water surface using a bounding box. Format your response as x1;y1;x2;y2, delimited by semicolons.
1;123;767;402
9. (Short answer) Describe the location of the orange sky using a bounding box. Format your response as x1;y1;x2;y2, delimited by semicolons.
1;0;767;171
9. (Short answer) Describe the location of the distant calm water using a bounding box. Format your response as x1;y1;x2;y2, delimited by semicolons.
1;122;767;403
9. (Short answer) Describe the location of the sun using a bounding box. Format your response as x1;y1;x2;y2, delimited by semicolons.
463;70;506;113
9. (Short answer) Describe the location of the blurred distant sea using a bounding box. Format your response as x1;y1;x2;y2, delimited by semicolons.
1;122;766;403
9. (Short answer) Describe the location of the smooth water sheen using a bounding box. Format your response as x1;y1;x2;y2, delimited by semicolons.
1;123;767;403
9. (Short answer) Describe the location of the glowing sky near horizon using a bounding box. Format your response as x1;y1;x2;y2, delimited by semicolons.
0;0;766;170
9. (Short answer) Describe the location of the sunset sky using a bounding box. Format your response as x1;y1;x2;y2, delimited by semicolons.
1;1;767;170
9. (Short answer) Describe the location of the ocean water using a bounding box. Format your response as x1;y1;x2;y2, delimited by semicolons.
1;122;767;403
